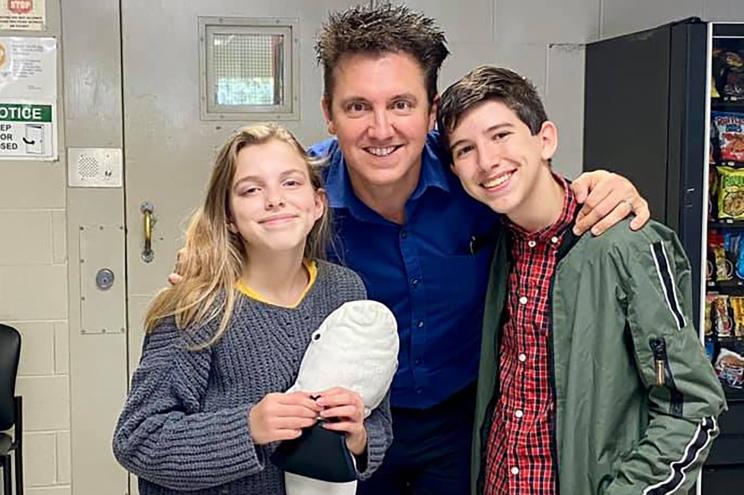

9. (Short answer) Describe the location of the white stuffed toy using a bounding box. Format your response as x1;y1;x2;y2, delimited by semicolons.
284;300;399;495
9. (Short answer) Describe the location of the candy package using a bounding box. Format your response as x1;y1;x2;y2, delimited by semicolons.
708;229;733;282
715;348;744;389
705;294;715;337
708;166;718;220
713;48;744;99
723;71;744;99
737;235;744;280
713;294;733;338
731;296;744;338
722;51;744;99
711;77;720;99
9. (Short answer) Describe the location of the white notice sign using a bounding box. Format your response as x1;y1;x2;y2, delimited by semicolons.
0;36;56;98
0;103;54;156
0;36;56;160
0;0;45;31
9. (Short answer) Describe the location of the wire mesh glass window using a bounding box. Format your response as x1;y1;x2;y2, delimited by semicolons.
200;18;298;120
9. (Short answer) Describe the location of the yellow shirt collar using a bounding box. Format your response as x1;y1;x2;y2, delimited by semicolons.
236;260;318;309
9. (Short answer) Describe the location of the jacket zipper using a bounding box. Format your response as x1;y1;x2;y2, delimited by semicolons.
547;272;561;495
478;384;500;494
477;233;510;495
477;288;509;495
544;226;582;494
649;337;683;416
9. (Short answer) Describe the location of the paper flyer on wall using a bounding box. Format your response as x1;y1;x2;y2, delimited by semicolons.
0;36;57;160
0;0;46;31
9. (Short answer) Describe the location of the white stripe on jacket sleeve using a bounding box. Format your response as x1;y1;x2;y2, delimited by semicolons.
642;417;717;495
650;242;686;330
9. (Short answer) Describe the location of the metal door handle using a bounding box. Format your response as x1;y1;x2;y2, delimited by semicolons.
140;202;155;262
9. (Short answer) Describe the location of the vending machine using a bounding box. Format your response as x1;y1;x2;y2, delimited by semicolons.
584;18;744;494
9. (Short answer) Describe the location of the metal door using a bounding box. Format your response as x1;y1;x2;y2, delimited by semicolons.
120;1;360;492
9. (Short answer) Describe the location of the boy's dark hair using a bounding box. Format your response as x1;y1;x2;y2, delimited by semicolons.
438;65;549;150
315;3;449;109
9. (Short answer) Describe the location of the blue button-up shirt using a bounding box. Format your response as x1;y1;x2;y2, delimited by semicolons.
309;131;500;409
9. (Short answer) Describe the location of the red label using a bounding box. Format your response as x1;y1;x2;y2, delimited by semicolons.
8;0;32;15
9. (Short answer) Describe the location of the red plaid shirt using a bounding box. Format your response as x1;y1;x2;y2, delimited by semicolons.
484;177;578;495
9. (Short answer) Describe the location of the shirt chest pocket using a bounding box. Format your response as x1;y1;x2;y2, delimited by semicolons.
420;248;493;319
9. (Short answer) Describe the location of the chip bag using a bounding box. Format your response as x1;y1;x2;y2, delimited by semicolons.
713;113;744;163
717;166;744;219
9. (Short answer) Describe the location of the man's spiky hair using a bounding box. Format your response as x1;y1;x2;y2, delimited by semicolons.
315;3;449;107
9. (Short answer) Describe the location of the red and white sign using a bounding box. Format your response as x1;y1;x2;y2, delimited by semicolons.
0;0;44;31
8;1;32;15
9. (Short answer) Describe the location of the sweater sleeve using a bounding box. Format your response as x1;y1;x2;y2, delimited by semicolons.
356;390;393;480
602;225;726;495
112;318;264;490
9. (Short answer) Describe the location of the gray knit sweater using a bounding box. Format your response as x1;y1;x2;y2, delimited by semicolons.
112;261;393;494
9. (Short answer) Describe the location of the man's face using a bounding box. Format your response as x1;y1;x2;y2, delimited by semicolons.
448;100;557;216
322;52;436;189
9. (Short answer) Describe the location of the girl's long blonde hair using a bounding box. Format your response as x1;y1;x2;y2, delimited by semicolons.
144;124;331;345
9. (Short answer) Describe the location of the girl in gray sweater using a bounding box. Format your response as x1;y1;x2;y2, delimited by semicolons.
112;124;393;494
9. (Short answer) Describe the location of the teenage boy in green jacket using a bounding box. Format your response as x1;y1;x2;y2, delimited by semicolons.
437;65;726;495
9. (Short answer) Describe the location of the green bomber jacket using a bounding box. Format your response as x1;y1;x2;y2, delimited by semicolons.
472;219;726;495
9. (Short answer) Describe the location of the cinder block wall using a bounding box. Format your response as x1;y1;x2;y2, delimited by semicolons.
0;1;73;493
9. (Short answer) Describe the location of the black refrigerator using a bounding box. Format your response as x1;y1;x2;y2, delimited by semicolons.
584;18;744;494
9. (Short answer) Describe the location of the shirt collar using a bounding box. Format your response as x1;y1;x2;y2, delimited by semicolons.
322;144;356;211
505;173;578;243
318;132;451;212
410;131;451;200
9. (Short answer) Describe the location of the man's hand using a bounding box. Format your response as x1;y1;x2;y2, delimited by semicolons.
248;392;321;445
316;387;367;456
572;170;650;236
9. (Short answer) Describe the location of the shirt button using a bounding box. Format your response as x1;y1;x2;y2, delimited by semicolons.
417;321;424;328
511;466;519;476
411;278;419;286
416;388;422;395
414;359;421;365
400;230;408;239
514;409;524;418
527;240;536;248
519;296;528;305
518;353;527;362
551;236;559;244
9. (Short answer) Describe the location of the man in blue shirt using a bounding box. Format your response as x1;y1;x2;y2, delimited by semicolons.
170;4;648;493
311;5;648;495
